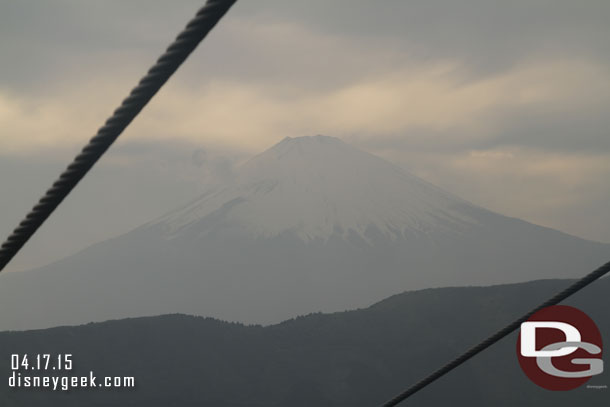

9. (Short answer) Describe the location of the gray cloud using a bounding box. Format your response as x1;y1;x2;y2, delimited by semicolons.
6;1;609;90
234;0;610;73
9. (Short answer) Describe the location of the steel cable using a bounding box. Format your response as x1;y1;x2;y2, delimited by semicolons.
1;3;607;405
380;259;610;406
0;0;237;272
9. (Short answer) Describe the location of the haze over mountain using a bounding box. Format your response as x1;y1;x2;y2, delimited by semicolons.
0;135;607;330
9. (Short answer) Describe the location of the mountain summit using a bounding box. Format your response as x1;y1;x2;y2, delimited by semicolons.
1;136;608;330
158;135;477;241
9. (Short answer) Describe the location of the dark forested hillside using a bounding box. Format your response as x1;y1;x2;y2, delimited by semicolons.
1;278;608;406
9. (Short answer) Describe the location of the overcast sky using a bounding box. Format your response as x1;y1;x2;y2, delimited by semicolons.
1;0;609;272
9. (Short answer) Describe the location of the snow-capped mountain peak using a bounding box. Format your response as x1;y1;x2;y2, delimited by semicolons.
3;135;608;330
157;135;479;240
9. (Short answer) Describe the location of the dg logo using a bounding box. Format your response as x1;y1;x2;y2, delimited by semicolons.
517;305;604;390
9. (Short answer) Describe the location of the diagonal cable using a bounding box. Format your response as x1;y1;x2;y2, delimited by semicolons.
0;0;237;272
1;3;607;405
380;259;610;406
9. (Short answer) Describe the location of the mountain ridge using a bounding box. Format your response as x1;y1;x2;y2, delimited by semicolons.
0;135;608;330
1;278;608;406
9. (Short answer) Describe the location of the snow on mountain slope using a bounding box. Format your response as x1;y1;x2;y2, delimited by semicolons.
0;135;608;331
158;135;479;240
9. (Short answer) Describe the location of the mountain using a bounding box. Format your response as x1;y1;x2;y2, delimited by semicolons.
159;135;477;241
0;135;608;330
1;278;608;406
